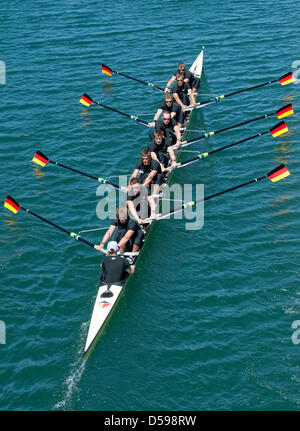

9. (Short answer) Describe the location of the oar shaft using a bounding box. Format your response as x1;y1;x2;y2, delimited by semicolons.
93;100;149;127
208;130;269;156
224;80;277;98
158;176;266;219
50;160;99;181
49;160;123;191
213;113;273;136
200;79;278;106
114;70;164;92
182;111;274;147
20;207;95;248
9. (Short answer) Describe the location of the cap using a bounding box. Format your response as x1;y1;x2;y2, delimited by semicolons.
107;241;119;252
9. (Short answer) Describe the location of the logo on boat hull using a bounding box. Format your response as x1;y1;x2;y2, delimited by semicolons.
98;301;111;309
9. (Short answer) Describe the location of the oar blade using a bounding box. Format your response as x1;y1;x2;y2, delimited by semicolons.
279;72;295;86
267;164;290;182
275;104;294;119
80;93;94;107
101;64;113;77
269;121;288;137
32;151;50;167
4;195;21;214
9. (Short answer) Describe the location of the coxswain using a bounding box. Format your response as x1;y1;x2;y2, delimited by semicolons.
148;93;184;130
94;206;144;253
171;73;197;111
129;148;163;197
148;129;177;171
126;177;156;222
100;241;135;285
165;61;200;94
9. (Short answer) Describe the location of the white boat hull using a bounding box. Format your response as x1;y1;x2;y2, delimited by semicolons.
84;283;124;355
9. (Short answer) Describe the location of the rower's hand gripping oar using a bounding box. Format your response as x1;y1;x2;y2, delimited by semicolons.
4;195;97;249
101;64;165;93
173;120;289;170
80;93;150;127
180;103;294;148
144;164;291;223
199;72;296;107
32;151;126;192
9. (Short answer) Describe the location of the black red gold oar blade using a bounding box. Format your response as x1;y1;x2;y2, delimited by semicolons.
269;121;288;137
32;151;50;167
279;72;295;86
80;93;93;107
275;104;294;119
101;64;113;77
267;164;290;182
4;195;21;214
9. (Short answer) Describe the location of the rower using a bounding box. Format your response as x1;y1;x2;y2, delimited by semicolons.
171;73;197;111
130;148;163;197
148;93;184;130
126;177;156;223
165;61;200;94
150;111;182;147
148;129;177;171
100;241;135;286
94;206;144;253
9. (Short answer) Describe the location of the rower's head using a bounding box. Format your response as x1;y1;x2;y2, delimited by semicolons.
176;72;184;86
107;240;119;255
129;177;141;195
116;205;128;224
141;148;151;166
154;129;164;146
177;62;186;74
164;93;174;107
162;111;171;125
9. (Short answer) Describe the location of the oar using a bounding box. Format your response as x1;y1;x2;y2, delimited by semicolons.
4;195;96;249
173;121;289;169
32;151;126;192
80;93;150;127
199;72;295;107
180;103;294;148
101;63;165;93
145;164;291;222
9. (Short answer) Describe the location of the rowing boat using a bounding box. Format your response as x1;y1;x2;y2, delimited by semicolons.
83;48;205;357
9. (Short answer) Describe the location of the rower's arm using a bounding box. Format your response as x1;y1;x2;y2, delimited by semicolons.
148;108;163;128
173;92;185;110
118;229;135;251
165;76;176;93
143;170;157;188
126;200;143;225
126;264;135;275
129;168;139;185
94;224;116;252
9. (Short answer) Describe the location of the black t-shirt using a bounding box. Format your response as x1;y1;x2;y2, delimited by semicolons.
111;217;140;233
159;100;182;116
155;117;177;133
173;69;193;82
172;82;191;97
148;138;171;157
135;158;161;175
101;255;130;283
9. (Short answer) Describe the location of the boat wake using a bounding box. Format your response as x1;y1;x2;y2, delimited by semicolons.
53;321;88;411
